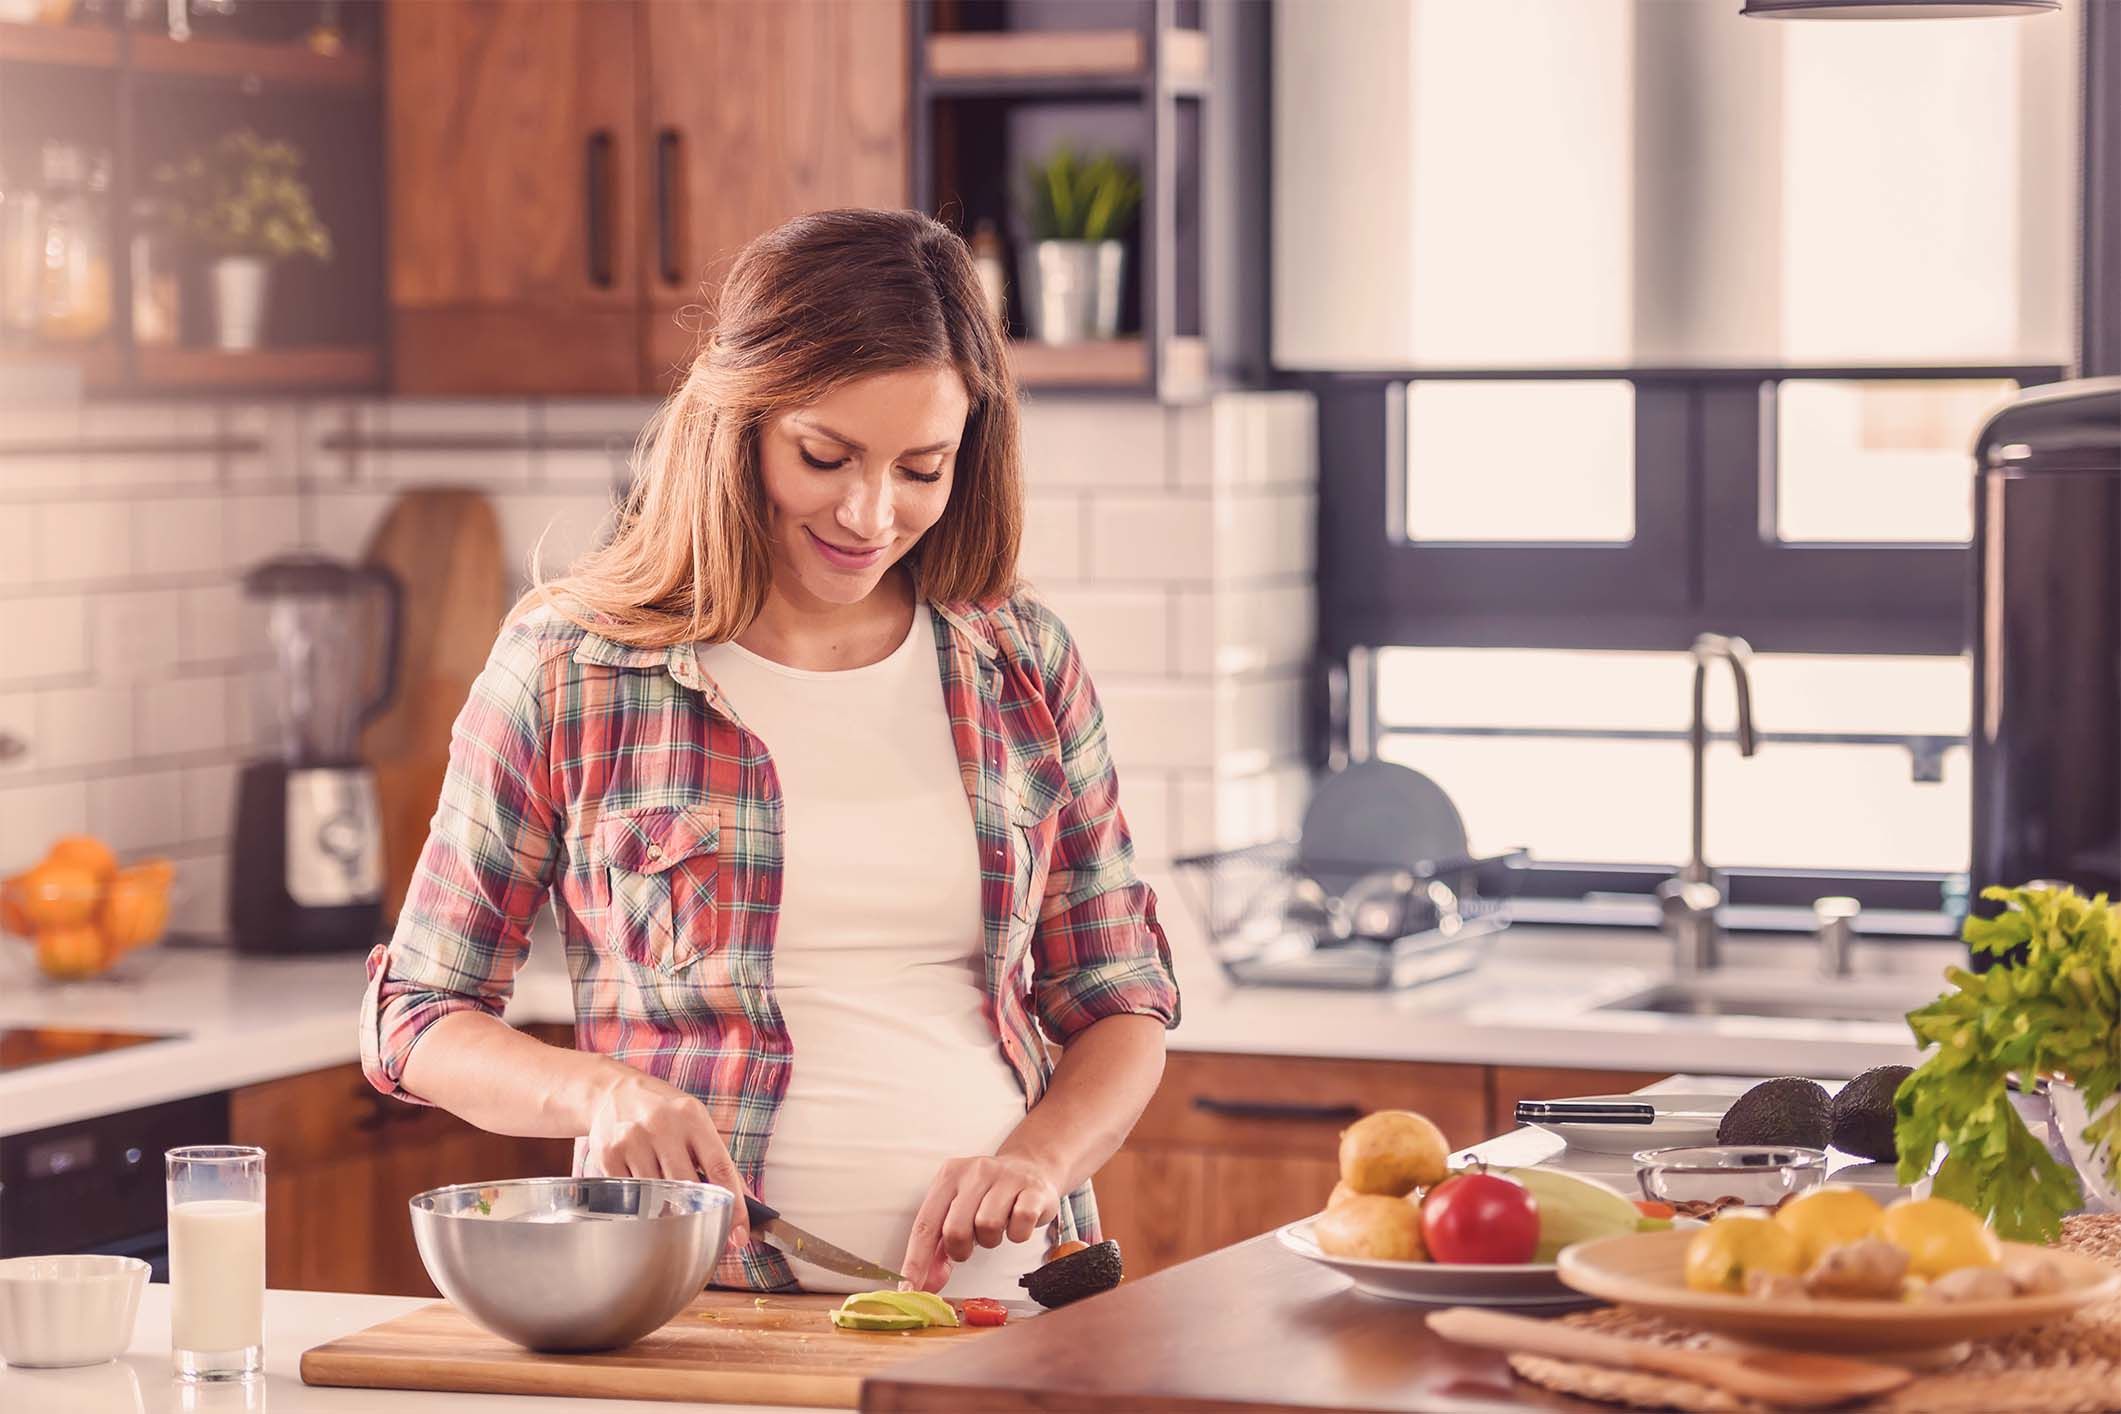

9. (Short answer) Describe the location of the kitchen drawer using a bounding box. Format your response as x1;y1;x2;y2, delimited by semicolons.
1132;1052;1490;1156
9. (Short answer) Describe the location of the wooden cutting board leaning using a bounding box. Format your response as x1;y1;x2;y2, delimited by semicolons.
299;1289;1024;1408
358;488;509;923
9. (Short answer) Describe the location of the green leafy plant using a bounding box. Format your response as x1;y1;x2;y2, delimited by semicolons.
1021;147;1141;244
1895;883;2121;1242
153;130;332;262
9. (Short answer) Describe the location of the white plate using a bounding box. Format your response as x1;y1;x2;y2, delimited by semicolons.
1275;1217;1586;1306
1523;1092;1730;1155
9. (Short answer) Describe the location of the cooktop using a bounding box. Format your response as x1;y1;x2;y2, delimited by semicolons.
0;1027;173;1073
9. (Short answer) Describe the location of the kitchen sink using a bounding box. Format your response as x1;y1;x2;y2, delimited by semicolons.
1596;980;1922;1026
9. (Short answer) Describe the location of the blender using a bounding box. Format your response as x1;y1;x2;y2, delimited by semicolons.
229;554;401;954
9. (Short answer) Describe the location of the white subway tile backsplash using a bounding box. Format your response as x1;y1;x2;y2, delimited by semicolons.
132;497;226;576
169;849;228;936
1037;586;1175;679
305;490;398;562
1112;767;1174;866
224;404;305;485
539;447;632;487
178;583;248;665
1261;393;1318;487
33;501;132;584
0;406;81;445
379;401;534;439
370;448;534;487
93;589;182;683
1097;680;1218;772
82;451;219;488
82;403;219;442
0;691;36;776
1019;400;1170;489
538;400;657;439
1215;489;1315;582
0;779;88;873
182;762;239;843
1175;583;1316;677
226;494;304;567
1018;492;1087;584
1087;492;1214;583
0;453;83;492
7;594;91;683
138;675;229;758
0;504;34;588
35;685;134;769
496;493;617;592
1214;674;1307;775
88;769;186;854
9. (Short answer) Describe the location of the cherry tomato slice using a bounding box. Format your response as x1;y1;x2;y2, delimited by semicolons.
960;1297;1008;1327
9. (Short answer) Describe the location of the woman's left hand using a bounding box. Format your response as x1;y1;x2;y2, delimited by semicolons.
901;1152;1061;1292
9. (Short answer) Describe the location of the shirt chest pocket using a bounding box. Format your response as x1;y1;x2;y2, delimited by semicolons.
1009;754;1072;927
592;806;721;974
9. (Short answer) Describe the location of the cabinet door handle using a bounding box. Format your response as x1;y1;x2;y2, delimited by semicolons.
1191;1098;1367;1124
655;127;683;287
585;129;615;290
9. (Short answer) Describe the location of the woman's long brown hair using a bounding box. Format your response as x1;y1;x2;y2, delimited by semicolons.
521;208;1023;646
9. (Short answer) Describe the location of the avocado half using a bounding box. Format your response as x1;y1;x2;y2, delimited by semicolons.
1019;1239;1123;1308
1829;1064;1913;1162
1717;1076;1832;1149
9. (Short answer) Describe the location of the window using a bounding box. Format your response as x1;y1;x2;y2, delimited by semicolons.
1405;382;1635;544
1772;379;2019;545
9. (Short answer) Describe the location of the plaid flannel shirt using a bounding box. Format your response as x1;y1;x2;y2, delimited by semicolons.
359;589;1180;1290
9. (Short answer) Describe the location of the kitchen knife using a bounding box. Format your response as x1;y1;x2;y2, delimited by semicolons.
1514;1100;1726;1125
744;1196;910;1287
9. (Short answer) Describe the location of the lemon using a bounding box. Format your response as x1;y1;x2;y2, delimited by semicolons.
1684;1213;1804;1294
1773;1185;1885;1267
1880;1197;2001;1279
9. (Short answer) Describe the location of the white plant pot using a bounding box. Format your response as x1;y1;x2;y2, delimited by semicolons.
210;256;270;351
2046;1081;2121;1213
1019;239;1124;345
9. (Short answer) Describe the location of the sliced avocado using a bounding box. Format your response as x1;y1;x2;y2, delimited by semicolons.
839;1290;958;1327
829;1308;925;1332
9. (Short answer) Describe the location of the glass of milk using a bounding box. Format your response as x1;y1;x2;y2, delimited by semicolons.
166;1145;266;1382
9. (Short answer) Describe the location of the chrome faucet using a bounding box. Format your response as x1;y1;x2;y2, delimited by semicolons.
1658;633;1759;973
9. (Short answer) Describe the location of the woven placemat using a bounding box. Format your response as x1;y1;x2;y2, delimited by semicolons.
1508;1214;2121;1413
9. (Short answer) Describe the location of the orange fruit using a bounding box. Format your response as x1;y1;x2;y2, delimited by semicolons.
10;862;101;929
100;862;174;953
36;924;111;980
44;835;118;884
0;877;32;938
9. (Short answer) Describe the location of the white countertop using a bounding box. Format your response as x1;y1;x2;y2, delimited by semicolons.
0;922;1952;1137
0;1284;818;1414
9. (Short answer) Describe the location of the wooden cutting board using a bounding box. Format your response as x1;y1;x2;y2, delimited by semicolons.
358;488;509;923
299;1290;1019;1408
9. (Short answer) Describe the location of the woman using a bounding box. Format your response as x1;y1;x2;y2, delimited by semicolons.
359;208;1179;1297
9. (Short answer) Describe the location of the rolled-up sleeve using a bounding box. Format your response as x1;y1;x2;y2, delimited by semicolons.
360;619;560;1100
1025;602;1181;1046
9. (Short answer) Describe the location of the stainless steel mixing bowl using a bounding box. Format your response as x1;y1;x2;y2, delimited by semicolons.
408;1177;734;1352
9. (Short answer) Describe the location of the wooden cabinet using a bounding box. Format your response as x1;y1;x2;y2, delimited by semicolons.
230;1024;577;1297
639;0;908;387
1094;1053;1672;1278
386;0;908;396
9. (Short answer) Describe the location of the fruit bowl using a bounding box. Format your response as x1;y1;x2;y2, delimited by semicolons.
1557;1228;2120;1353
1;838;176;981
1277;1216;1583;1306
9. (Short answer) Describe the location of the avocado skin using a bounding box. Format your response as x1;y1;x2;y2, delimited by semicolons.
1717;1076;1833;1148
1019;1239;1124;1308
1829;1064;1913;1162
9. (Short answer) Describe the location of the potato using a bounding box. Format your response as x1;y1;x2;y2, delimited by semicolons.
1326;1181;1363;1211
1314;1195;1426;1262
1338;1110;1449;1196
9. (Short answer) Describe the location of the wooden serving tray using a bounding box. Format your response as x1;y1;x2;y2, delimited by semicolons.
300;1289;1021;1408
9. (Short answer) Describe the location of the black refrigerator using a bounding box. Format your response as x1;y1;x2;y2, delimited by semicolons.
1971;377;2121;907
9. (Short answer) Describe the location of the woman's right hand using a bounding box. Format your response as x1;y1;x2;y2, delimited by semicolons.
585;1069;750;1248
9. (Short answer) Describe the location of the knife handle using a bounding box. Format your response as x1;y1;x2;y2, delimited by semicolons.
745;1195;780;1226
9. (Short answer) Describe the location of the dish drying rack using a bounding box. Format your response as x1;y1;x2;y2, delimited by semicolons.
1171;840;1525;991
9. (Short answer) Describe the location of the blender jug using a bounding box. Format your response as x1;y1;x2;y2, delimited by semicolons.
229;555;402;953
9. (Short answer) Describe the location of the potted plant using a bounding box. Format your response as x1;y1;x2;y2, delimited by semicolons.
154;130;332;351
1895;883;2121;1241
1017;147;1141;345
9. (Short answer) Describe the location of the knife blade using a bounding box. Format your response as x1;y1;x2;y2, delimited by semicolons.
744;1196;910;1287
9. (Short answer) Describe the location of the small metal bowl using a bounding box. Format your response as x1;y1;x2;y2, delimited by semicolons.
408;1177;734;1352
1634;1144;1828;1210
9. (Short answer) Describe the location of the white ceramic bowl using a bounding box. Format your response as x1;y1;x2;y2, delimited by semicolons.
0;1255;149;1368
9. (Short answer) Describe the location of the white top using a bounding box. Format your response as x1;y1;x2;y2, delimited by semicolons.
696;606;1041;1297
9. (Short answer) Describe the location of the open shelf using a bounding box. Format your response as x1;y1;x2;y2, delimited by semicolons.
131;32;375;92
924;27;1207;93
135;344;380;392
0;20;119;69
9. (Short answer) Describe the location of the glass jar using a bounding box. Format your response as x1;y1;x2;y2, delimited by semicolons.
130;198;181;348
35;141;114;344
0;161;44;347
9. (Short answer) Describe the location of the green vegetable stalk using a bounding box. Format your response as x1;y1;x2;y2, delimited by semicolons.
1895;883;2121;1242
